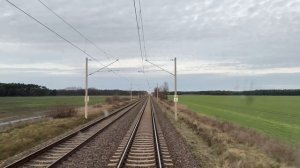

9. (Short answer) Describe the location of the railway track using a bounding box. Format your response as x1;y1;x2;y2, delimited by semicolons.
4;98;147;168
108;97;173;168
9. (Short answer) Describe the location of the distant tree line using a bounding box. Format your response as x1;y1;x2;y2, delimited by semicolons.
0;83;56;96
56;89;144;96
170;90;300;96
0;83;146;96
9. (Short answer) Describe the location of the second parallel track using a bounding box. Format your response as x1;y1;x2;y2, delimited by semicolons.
5;98;147;168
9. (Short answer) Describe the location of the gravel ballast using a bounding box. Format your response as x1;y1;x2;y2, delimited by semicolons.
56;98;200;167
154;102;202;168
57;101;144;168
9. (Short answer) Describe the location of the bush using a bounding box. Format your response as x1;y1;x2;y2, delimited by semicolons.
112;95;120;102
46;106;77;118
93;104;102;108
105;97;113;104
105;96;121;104
121;97;130;101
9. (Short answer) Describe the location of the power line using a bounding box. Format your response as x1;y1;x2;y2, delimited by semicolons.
7;0;145;92
133;0;150;90
37;0;118;61
7;0;151;90
138;0;147;59
89;59;119;76
9;0;133;88
137;0;151;90
6;0;121;75
38;0;131;84
133;0;144;68
6;0;98;64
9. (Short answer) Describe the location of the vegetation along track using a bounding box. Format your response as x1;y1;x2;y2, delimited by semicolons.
4;98;147;168
108;97;173;167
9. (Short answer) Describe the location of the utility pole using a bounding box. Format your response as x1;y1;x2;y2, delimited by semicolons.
156;83;158;102
85;57;89;119
84;59;118;119
145;58;179;121
174;57;178;121
130;83;132;101
82;58;118;120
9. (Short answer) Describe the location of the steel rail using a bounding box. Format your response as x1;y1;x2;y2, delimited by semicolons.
151;98;163;168
48;98;147;167
115;97;164;168
5;98;146;168
116;98;148;168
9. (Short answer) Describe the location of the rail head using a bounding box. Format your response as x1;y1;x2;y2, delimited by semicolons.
48;98;148;167
116;99;148;168
151;98;163;168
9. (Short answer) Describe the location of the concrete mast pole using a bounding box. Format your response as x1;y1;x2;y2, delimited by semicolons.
174;57;178;121
156;83;158;102
130;83;132;101
85;57;89;119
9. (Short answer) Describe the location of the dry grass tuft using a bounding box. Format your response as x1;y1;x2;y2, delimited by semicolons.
0;117;87;162
46;106;77;118
93;104;102;108
105;95;125;104
160;101;298;167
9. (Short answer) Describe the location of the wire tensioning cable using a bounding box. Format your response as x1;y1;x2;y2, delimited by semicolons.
6;0;118;72
133;0;150;90
6;0;97;63
37;0;118;61
89;59;119;76
7;0;144;92
133;0;144;69
138;0;147;59
137;0;151;90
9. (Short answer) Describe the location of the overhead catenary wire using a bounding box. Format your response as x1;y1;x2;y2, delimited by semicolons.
7;0;147;91
89;59;119;76
137;0;151;90
6;0;119;73
36;0;138;84
37;0;118;61
133;0;144;69
133;0;150;90
6;0;97;64
138;0;147;59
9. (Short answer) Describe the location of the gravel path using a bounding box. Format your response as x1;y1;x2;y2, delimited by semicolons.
154;102;201;168
57;102;144;168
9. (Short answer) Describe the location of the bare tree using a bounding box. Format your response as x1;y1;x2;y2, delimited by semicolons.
152;82;169;100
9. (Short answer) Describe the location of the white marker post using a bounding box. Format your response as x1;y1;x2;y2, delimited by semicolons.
174;57;178;121
145;57;178;121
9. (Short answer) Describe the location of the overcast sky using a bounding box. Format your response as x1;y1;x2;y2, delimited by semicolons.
0;0;300;91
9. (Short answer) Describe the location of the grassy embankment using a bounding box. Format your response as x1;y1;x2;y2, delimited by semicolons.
160;97;299;167
0;96;106;120
174;95;300;145
0;96;128;163
0;117;87;161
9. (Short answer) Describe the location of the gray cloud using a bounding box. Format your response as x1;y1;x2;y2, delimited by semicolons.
0;0;300;90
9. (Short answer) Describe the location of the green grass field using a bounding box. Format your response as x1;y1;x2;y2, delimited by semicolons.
176;95;300;145
0;96;106;120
